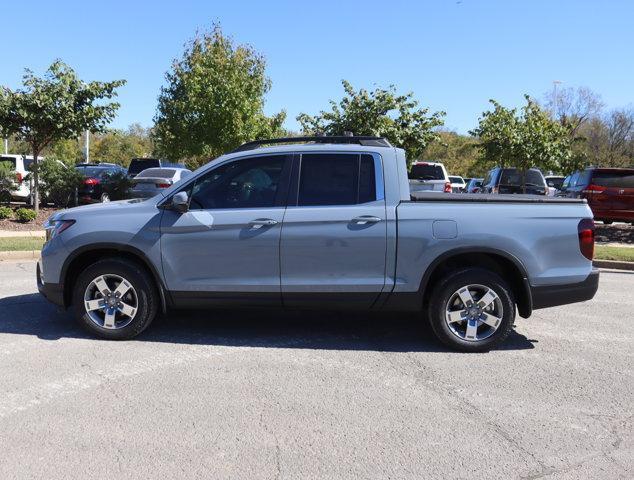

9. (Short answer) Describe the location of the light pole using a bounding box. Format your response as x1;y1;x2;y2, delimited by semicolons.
83;130;90;162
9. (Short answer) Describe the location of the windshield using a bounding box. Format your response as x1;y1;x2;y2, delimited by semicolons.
409;164;445;180
137;168;176;178
499;169;545;186
592;170;634;188
449;176;463;183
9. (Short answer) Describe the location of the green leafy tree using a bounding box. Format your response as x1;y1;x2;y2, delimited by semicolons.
297;80;445;164
471;96;572;192
91;124;154;166
153;24;286;168
422;131;481;177
0;60;125;212
0;160;16;204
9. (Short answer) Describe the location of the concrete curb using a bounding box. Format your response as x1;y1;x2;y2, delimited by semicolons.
0;250;40;261
0;230;46;238
593;259;634;271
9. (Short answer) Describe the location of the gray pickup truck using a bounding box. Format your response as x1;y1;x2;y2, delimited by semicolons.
38;136;599;351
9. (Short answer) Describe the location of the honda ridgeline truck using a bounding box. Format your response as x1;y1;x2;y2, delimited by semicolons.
38;136;599;352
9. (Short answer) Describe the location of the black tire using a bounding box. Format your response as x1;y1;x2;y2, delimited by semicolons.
72;258;159;340
427;268;515;352
602;220;613;225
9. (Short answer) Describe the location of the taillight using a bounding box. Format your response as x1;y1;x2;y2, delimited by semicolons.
84;177;100;185
582;184;605;195
156;183;170;188
15;172;23;183
444;181;452;193
578;218;594;260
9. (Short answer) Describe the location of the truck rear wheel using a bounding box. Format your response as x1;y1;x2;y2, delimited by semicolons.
72;258;159;340
428;268;515;352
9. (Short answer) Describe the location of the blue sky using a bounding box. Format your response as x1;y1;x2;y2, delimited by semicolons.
1;0;632;134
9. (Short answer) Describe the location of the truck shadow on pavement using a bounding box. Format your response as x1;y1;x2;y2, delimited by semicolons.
0;293;537;353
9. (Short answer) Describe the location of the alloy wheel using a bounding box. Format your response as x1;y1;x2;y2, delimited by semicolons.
445;284;504;342
83;274;138;330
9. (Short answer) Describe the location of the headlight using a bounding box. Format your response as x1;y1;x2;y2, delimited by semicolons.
44;219;75;241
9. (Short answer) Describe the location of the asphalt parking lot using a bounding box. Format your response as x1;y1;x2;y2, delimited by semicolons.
0;261;632;479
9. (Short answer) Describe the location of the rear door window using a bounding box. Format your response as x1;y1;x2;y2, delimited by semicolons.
297;153;379;206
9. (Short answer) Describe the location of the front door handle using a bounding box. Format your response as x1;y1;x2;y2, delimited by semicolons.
249;218;278;228
351;215;382;225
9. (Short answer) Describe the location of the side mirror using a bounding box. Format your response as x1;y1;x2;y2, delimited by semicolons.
171;191;189;213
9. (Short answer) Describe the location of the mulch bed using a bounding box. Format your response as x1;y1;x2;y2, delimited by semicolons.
0;206;58;231
594;222;633;245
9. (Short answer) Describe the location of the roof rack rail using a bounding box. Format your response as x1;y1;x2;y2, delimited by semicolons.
231;136;392;153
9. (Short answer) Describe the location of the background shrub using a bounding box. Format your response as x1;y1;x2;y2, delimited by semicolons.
37;159;84;207
0;161;16;205
0;206;12;219
15;208;37;222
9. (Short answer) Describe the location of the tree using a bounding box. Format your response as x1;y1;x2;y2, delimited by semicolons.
582;108;634;167
297;80;445;164
153;24;285;168
544;85;603;137
471;96;572;192
421;130;481;177
0;61;125;212
91;124;154;166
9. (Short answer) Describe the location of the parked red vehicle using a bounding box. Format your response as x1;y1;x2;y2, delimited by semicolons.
559;168;634;224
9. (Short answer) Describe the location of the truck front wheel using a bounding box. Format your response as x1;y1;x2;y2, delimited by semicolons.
428;268;516;352
72;258;159;340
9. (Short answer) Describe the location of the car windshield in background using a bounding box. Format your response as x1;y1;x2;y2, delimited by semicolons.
500;169;544;186
546;178;564;189
137;168;176;178
409;164;444;180
592;171;634;188
129;159;160;175
449;176;463;183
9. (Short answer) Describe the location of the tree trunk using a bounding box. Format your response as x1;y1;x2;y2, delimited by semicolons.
32;148;39;214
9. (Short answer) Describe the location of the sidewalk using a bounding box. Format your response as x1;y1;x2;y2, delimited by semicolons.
0;230;45;238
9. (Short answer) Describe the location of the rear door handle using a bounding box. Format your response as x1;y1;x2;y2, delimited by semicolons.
351;215;382;225
249;218;278;228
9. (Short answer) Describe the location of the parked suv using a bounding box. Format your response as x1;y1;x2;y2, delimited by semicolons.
38;136;598;352
559;168;634;224
408;161;451;193
481;167;547;195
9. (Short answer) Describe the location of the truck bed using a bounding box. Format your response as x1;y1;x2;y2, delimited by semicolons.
409;192;587;204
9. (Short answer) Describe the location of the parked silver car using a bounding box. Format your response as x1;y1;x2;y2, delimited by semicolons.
130;167;192;199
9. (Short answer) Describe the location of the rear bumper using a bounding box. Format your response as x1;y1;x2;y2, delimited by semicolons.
36;261;65;307
531;269;600;310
